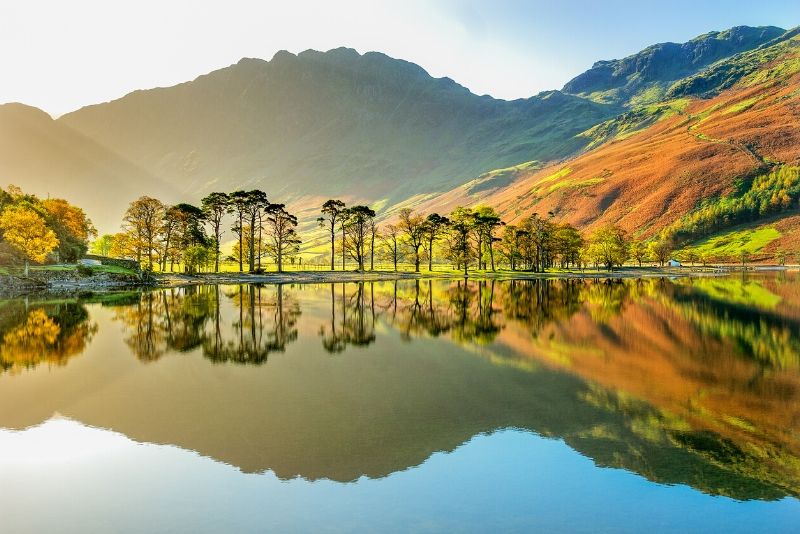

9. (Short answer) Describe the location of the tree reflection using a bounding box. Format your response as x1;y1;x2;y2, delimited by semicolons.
319;282;376;353
0;301;96;373
113;284;300;364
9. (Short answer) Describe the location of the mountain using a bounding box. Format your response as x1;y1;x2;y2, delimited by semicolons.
2;25;795;242
562;26;785;107
0;103;177;231
422;27;800;257
57;48;614;221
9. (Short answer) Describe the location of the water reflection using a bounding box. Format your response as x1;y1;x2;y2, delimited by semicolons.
0;299;96;373
0;275;798;503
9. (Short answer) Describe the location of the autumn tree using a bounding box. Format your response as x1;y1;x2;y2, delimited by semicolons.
264;203;300;273
398;208;427;272
0;205;59;274
123;196;165;270
318;199;346;271
42;198;96;262
201;192;230;272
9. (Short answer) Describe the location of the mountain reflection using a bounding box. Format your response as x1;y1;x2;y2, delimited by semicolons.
0;275;799;501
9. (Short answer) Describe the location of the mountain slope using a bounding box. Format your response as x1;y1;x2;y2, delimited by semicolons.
0;103;176;231
563;26;784;107
58;48;615;213
426;30;800;245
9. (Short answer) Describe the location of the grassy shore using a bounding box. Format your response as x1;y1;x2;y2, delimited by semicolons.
2;263;790;292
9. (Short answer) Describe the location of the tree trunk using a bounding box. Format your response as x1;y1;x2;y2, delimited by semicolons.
428;237;434;271
238;214;244;273
330;229;335;271
370;234;375;271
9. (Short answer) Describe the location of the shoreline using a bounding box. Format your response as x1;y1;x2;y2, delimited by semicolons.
1;266;791;293
155;265;788;286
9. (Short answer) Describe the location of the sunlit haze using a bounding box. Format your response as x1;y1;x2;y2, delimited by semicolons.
2;0;799;115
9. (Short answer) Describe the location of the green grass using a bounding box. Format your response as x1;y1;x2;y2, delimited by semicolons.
28;264;137;275
537;166;573;185
679;226;781;258
722;96;761;115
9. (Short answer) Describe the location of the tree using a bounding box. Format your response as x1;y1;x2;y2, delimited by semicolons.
243;190;268;272
473;207;503;271
648;238;673;267
589;224;628;271
228;191;250;272
552;223;583;269
0;205;59;274
398;208;427;272
42;198;96;262
423;213;450;271
264;203;300;273
629;240;646;267
123;196;165;270
90;234;115;257
343;206;375;271
740;250;750;268
201;192;230;272
318;199;346;271
446;207;475;276
381;223;401;272
776;249;787;266
160;205;182;272
369;217;378;271
174;204;209;273
499;224;520;270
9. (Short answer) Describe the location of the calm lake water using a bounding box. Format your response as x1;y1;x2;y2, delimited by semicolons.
1;275;799;533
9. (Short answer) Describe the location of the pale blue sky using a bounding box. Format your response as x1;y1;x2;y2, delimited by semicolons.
1;0;798;115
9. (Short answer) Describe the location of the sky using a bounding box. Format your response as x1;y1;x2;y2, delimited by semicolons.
1;0;799;116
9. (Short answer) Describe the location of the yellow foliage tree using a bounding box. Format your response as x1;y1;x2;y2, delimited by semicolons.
0;205;59;273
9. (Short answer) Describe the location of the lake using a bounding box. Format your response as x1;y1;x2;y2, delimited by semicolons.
0;275;799;533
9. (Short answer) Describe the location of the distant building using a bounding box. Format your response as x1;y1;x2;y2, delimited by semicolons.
667;259;682;267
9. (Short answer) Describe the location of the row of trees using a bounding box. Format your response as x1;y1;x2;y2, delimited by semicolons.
103;193;676;273
102;192;797;274
101;191;300;273
0;185;95;274
318;201;630;273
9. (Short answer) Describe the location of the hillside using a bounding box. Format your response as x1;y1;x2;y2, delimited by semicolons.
423;28;800;255
57;48;613;219
0;103;177;231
